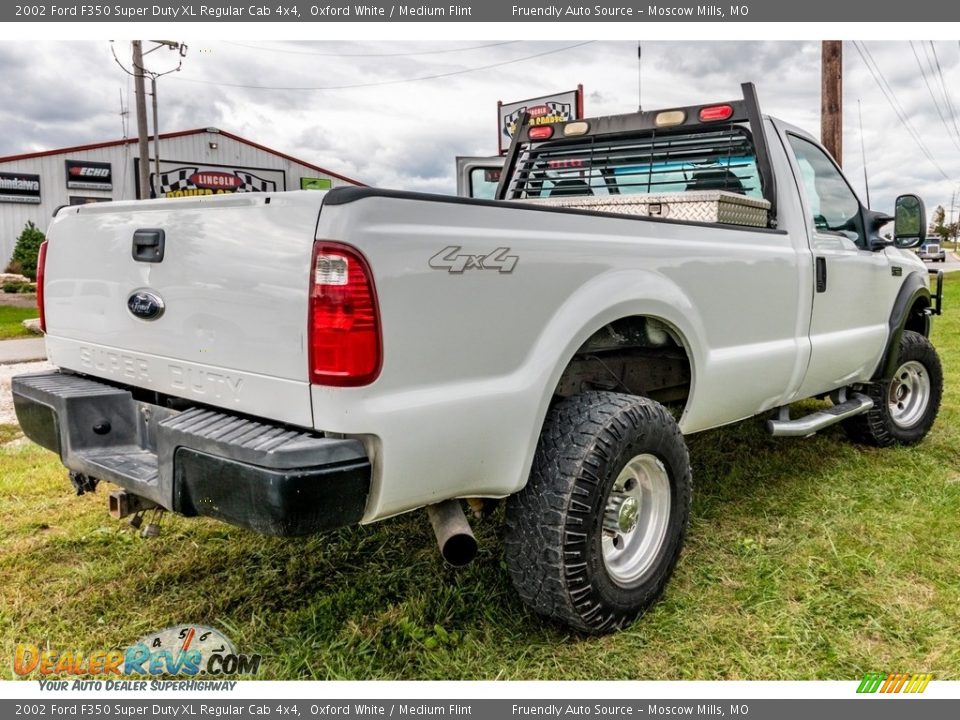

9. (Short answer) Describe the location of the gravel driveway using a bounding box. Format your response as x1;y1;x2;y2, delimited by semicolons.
0;360;53;425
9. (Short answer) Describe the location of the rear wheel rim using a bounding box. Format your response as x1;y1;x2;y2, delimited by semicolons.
601;454;671;587
888;360;931;429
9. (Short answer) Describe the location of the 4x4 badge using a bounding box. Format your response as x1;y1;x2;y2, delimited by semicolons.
429;246;518;274
127;290;165;321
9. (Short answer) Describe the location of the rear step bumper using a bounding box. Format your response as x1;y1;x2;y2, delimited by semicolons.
12;371;371;537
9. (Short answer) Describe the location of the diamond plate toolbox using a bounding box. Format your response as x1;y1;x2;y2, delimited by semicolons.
525;190;771;228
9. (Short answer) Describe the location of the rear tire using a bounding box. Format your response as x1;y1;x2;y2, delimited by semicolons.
843;330;942;447
504;392;691;633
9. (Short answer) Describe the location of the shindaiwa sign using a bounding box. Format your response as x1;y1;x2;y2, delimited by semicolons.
0;172;41;204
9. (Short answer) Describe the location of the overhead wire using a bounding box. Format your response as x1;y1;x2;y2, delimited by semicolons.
852;40;951;181
222;40;521;57
170;41;595;91
928;41;960;145
110;41;139;78
908;41;960;152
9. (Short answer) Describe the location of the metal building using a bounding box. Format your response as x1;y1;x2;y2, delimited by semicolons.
0;127;364;267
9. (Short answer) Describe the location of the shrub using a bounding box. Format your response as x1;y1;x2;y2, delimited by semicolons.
7;221;45;281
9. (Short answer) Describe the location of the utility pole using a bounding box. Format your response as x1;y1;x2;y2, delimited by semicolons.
132;41;151;199
821;40;843;166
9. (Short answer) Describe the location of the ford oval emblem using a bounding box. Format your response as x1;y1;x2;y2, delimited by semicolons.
127;290;165;321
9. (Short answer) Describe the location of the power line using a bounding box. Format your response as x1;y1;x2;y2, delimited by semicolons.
110;41;139;78
222;40;520;57
908;41;960;152
928;41;960;145
851;40;950;181
171;41;595;91
854;42;935;163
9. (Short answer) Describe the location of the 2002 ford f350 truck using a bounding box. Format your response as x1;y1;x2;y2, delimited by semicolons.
13;83;945;633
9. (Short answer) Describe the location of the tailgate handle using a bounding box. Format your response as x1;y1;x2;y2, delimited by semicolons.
132;229;165;263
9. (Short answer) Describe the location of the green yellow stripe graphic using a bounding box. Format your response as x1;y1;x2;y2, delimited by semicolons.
857;672;932;694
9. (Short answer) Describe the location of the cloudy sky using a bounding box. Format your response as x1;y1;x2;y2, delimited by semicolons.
2;39;959;216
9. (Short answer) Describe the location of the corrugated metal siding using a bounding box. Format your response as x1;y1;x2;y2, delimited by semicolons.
0;130;357;266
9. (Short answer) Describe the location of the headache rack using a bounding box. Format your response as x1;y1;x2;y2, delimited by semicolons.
495;82;778;229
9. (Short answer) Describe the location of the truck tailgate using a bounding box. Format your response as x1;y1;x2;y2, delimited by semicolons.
42;192;325;428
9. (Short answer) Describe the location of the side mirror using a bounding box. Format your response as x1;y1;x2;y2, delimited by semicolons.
893;194;926;249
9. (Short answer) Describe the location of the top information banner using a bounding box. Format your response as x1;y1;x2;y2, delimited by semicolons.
6;0;960;22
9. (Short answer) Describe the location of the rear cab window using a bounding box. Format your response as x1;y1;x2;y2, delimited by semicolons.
468;166;502;199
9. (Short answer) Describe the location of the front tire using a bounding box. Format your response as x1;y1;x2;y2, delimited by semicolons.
504;392;692;633
843;330;942;447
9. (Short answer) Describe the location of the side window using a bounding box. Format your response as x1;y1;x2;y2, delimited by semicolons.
468;167;501;200
787;134;865;246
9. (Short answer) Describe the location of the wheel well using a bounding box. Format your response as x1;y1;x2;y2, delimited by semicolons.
904;296;931;336
553;316;692;413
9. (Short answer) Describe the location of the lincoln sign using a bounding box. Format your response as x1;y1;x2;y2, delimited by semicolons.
137;159;286;199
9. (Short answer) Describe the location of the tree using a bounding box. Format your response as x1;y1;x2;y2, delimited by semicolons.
6;221;45;281
929;205;953;243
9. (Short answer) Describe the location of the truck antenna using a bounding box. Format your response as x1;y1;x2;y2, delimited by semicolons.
858;98;871;207
119;87;129;138
637;42;643;111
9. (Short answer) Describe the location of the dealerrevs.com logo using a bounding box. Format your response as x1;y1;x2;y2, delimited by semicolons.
14;625;262;682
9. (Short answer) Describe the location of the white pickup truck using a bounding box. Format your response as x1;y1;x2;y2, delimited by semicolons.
14;84;944;633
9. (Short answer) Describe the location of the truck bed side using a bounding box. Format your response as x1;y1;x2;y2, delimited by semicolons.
312;187;813;519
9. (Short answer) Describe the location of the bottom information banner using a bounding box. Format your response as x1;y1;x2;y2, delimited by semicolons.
2;700;958;720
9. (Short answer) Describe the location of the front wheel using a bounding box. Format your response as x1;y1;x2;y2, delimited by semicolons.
843;330;943;447
504;392;692;633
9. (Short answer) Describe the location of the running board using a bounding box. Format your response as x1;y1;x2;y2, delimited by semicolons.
767;393;874;438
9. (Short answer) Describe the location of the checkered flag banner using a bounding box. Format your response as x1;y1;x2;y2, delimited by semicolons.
543;101;573;117
233;171;277;193
151;167;279;196
503;102;575;138
153;167;199;196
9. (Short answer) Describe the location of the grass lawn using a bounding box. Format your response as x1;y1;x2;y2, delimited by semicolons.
1;278;958;681
0;305;39;340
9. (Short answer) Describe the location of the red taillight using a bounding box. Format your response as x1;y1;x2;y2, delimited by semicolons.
309;242;381;386
699;104;734;122
528;125;554;140
36;240;48;333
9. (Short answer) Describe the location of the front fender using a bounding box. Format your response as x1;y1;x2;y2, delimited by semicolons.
877;271;931;381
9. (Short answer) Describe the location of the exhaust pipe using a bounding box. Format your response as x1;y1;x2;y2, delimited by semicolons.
426;499;478;567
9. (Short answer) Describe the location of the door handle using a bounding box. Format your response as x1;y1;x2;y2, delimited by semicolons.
815;257;827;293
